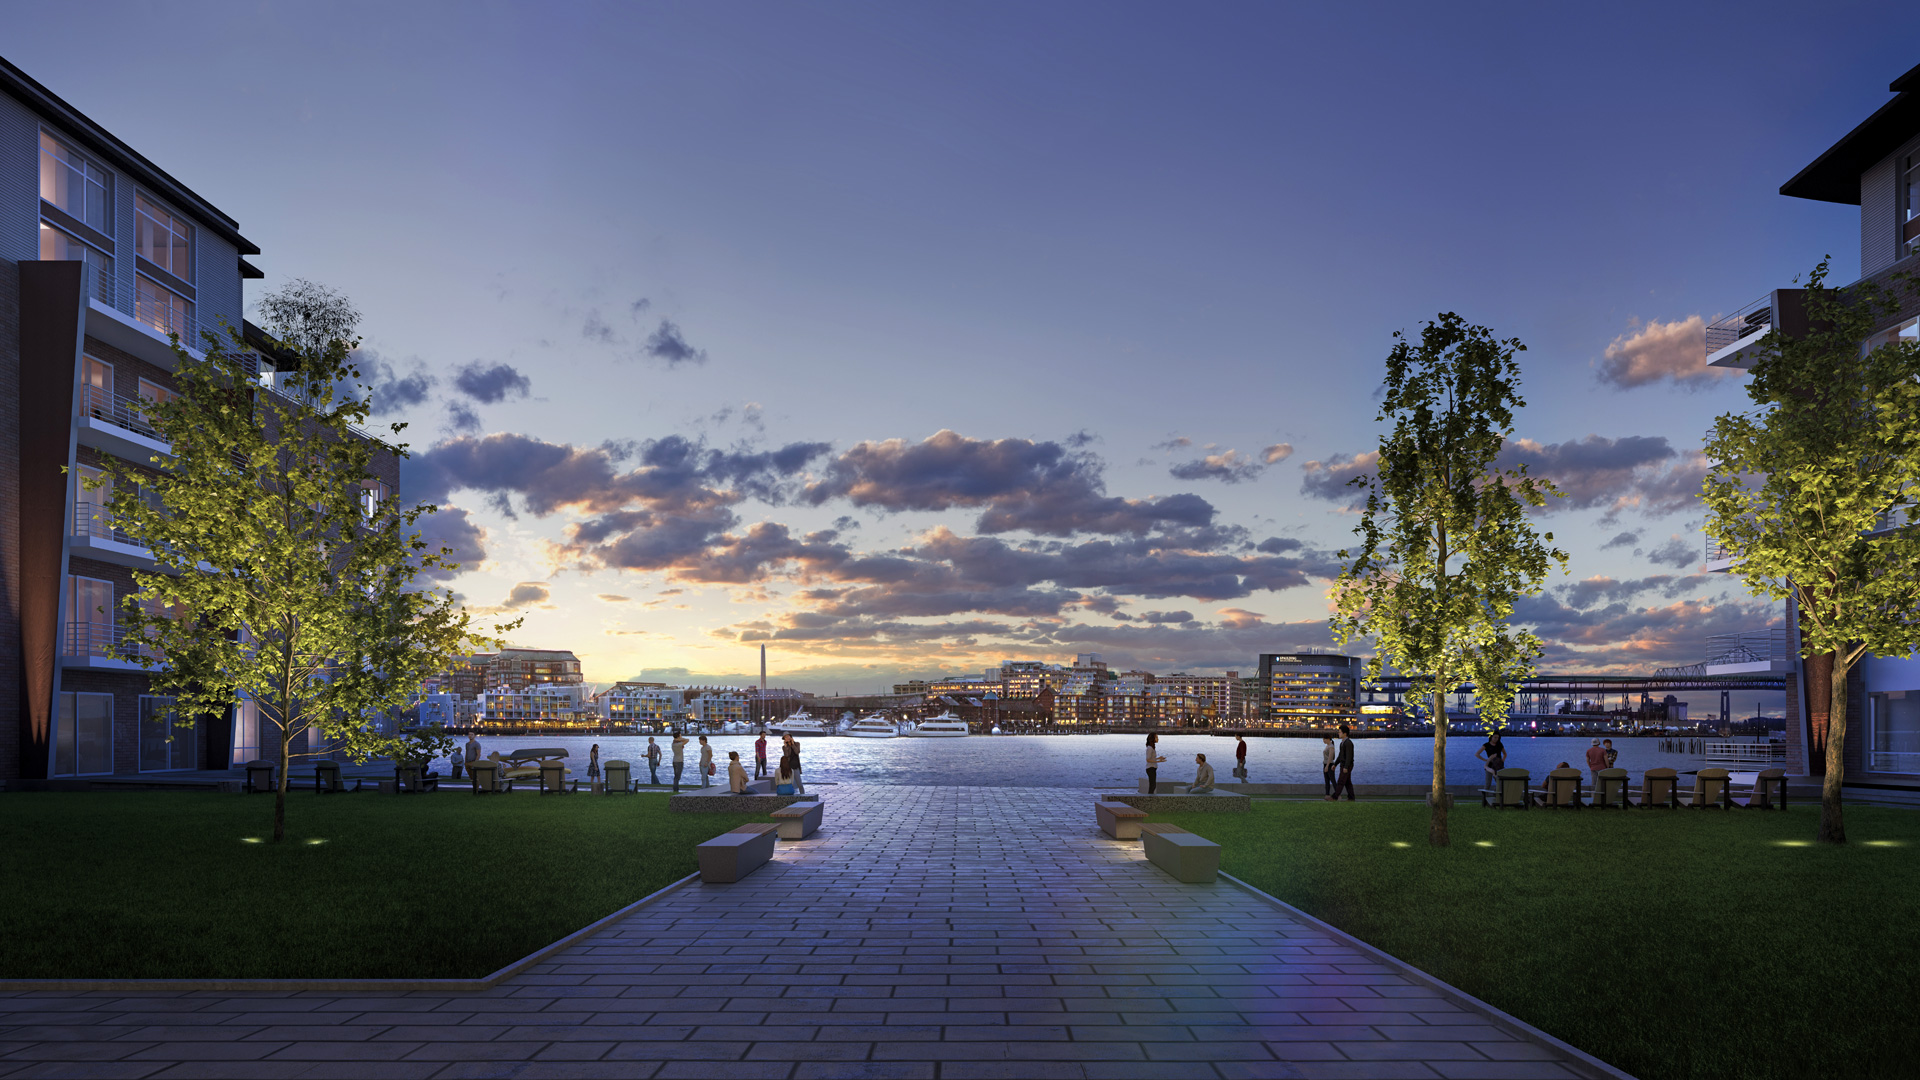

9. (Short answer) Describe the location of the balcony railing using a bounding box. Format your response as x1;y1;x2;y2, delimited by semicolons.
78;385;167;443
72;499;141;548
1705;535;1737;563
1705;295;1774;356
64;621;161;662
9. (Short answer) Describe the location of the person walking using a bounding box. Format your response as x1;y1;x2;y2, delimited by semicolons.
671;731;688;792
1145;732;1167;794
1331;725;1356;801
1477;731;1506;789
1321;734;1337;798
1584;738;1608;791
698;735;714;788
789;737;804;794
646;737;662;786
754;733;769;779
1189;753;1216;794
1234;735;1248;779
727;751;749;793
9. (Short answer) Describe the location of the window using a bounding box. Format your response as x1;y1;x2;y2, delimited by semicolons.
66;574;116;657
1865;316;1920;355
75;464;112;541
134;273;192;338
139;696;198;771
138;378;177;405
39;131;110;229
1906;156;1920;250
134;193;192;282
54;692;114;776
39;222;113;301
360;478;391;521
1870;691;1920;773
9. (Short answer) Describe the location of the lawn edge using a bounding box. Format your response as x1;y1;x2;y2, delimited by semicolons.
1217;871;1640;1080
0;871;700;992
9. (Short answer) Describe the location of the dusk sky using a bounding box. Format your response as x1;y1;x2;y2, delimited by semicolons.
17;3;1919;693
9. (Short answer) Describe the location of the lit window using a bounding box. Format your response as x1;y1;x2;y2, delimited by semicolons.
135;193;193;282
135;274;192;338
40;223;113;301
40;132;109;229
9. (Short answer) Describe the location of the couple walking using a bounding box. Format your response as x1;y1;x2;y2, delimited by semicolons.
1323;725;1355;800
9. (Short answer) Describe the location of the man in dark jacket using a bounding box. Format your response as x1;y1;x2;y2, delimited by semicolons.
1333;725;1357;801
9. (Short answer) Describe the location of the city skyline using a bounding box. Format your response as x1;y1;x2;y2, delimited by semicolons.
13;3;1917;692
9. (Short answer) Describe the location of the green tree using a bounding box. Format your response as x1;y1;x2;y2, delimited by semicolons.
1701;259;1920;844
1331;314;1567;846
87;283;512;842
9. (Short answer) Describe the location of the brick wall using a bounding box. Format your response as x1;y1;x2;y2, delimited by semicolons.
0;258;21;779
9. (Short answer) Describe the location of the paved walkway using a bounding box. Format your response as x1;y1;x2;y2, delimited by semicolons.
0;786;1605;1080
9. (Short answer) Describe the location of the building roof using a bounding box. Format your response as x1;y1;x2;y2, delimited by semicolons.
1;55;261;254
494;648;580;661
1781;61;1920;205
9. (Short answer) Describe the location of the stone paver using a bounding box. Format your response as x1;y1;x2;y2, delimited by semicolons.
0;785;1611;1079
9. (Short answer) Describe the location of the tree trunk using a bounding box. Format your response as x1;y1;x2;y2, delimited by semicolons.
1818;656;1850;845
273;725;290;843
1429;688;1449;847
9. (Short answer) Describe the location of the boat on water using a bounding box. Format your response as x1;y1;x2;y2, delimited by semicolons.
845;714;900;739
910;712;971;737
771;711;834;736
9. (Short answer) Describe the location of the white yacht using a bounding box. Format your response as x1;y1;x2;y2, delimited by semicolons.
845;714;899;739
909;712;970;737
771;711;833;736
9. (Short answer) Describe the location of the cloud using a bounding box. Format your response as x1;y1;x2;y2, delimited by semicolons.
596;594;631;603
582;311;617;345
805;430;1216;537
1169;449;1265;484
358;351;435;416
1600;531;1640;550
1515;590;1779;671
1262;444;1293;464
629;298;652;317
1598;316;1737;390
1301;437;1707;520
453;362;532;404
1138;610;1196;624
1152;436;1194;451
1644;534;1697;568
1300;451;1377;502
445;401;482;434
643;320;708;367
1556;574;1707;609
413;506;486;582
503;581;552;609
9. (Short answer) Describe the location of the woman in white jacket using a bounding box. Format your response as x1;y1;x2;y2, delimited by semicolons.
1146;732;1167;794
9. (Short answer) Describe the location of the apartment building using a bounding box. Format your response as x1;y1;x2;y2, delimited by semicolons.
597;681;680;727
0;57;401;782
1151;671;1243;720
1706;62;1920;779
481;683;594;727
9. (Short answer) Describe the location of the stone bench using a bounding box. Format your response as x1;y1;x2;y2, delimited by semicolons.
1095;800;1148;839
1139;821;1220;883
1108;791;1250;813
697;823;780;883
771;800;823;839
1139;778;1189;794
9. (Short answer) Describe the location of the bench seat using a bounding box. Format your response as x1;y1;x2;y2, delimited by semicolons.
1096;800;1149;839
1140;822;1219;883
770;800;823;839
697;823;779;883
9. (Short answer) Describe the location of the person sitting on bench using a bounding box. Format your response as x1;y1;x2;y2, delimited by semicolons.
1189;753;1216;794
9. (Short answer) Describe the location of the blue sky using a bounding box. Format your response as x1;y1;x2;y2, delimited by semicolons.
18;2;1918;694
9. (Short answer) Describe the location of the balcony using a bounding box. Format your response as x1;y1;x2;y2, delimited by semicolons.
71;499;153;568
1704;535;1737;573
1705;289;1808;370
1701;629;1793;676
62;621;158;671
76;385;171;463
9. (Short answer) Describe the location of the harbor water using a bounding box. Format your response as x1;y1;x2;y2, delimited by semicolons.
434;733;1704;788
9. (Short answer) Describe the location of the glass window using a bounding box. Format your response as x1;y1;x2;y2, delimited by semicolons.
140;696;198;771
66;574;115;657
134;274;192;338
135;193;192;282
39;131;110;229
55;692;114;776
75;464;112;540
1871;692;1920;773
138;378;176;406
39;222;114;302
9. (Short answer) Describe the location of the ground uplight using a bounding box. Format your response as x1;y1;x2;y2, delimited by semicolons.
1474;840;1495;847
1389;841;1411;848
1774;840;1811;847
1863;840;1905;847
241;838;262;844
306;838;328;845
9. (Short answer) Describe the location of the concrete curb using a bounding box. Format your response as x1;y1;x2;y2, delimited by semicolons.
1218;871;1639;1080
0;872;700;994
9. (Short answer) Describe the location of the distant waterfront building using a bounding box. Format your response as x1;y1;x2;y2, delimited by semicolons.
481;683;594;726
596;682;678;727
1152;671;1242;720
1257;654;1361;728
483;648;582;692
689;688;750;726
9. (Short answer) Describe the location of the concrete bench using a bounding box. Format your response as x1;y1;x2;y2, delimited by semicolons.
1139;778;1189;794
1140;821;1220;883
771;800;823;839
697;823;779;883
1096;800;1148;839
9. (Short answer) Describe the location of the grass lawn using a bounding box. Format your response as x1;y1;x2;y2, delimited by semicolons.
0;790;757;980
1154;800;1920;1080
